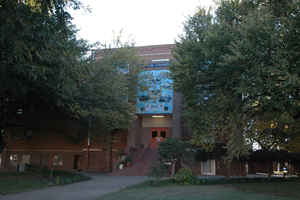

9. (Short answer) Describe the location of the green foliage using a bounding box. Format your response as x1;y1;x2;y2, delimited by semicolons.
25;164;90;185
191;176;300;186
0;170;90;194
69;44;141;133
148;163;169;183
174;168;196;185
0;0;142;152
171;0;300;159
0;0;88;150
283;135;300;152
158;138;186;161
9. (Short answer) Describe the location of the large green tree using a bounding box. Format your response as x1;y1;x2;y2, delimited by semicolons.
0;0;141;152
68;43;141;134
0;0;86;151
172;0;300;159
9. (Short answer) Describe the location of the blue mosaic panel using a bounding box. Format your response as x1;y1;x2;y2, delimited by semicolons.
136;69;173;114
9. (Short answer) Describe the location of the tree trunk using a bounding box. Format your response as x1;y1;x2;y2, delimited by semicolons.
171;160;177;177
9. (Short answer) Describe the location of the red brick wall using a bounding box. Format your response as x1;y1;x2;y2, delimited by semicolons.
2;118;128;172
95;44;175;65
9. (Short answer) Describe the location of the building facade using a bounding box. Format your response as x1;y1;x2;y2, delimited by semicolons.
125;44;184;152
0;44;181;173
2;44;296;176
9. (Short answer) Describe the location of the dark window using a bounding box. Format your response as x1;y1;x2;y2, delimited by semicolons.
164;106;168;111
152;131;157;138
73;155;80;170
161;131;166;138
140;107;145;112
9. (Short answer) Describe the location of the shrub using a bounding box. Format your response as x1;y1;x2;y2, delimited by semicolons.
148;163;169;185
55;176;61;185
158;138;186;161
174;168;196;185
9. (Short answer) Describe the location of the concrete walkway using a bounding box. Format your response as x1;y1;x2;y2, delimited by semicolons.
0;174;149;200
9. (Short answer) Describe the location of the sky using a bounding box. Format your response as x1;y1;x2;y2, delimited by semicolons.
70;0;216;47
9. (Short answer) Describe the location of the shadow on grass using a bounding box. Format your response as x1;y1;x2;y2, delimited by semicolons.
0;171;91;195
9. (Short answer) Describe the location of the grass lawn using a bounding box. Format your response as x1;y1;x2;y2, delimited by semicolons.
231;182;300;199
0;172;49;195
97;181;299;200
0;171;90;195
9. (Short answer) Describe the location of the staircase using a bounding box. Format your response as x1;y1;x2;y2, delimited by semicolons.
110;148;158;176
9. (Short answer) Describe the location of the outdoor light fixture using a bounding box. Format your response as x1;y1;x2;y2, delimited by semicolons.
17;108;23;115
152;59;170;62
152;115;165;118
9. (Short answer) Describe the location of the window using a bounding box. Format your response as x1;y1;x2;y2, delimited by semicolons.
53;155;63;166
22;154;31;165
10;154;18;162
152;131;157;138
160;131;166;138
9;154;18;167
201;160;216;175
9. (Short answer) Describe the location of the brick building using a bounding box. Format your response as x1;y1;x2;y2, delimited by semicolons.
1;44;297;176
0;44;180;173
0;107;128;172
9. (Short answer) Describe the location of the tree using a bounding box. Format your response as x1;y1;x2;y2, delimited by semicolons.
158;138;186;176
0;0;88;152
0;1;142;153
68;42;142;134
171;0;300;159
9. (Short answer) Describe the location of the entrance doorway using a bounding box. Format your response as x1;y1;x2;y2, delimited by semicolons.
150;128;168;149
73;155;81;170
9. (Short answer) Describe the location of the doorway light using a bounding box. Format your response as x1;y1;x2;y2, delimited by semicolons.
152;115;165;118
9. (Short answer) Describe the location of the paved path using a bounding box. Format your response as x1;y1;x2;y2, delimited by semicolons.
0;174;148;200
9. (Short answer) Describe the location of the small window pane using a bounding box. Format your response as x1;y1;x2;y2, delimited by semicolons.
53;155;63;166
152;131;157;138
10;154;18;161
22;155;31;164
161;131;166;138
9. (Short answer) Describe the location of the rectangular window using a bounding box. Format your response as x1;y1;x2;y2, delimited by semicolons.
22;154;31;165
53;155;63;166
152;131;158;138
201;160;216;175
160;131;166;138
10;154;18;162
9;154;18;167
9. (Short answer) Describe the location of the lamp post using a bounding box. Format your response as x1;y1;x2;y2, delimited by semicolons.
86;115;92;170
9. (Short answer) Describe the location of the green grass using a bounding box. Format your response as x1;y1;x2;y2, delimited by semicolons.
0;172;49;195
0;171;90;195
97;181;300;200
231;182;300;199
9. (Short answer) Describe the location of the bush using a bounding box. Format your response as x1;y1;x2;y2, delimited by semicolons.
158;138;186;161
148;163;169;185
192;177;300;185
174;168;197;185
